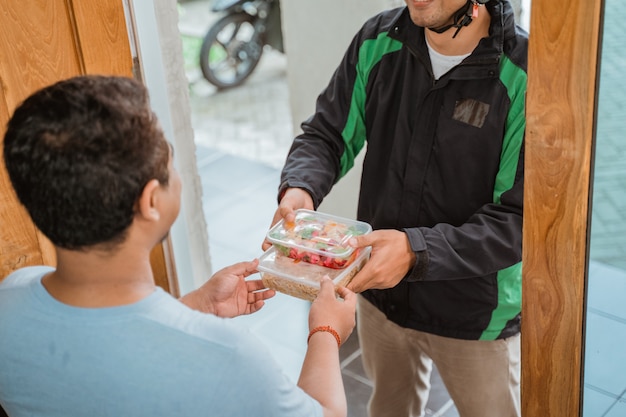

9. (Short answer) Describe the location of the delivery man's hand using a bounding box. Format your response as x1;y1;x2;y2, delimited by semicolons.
346;229;417;293
262;187;314;251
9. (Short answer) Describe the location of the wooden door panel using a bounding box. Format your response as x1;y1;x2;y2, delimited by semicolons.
0;177;44;272
0;78;42;273
0;0;82;109
71;0;133;75
0;0;77;279
0;0;177;295
522;0;602;415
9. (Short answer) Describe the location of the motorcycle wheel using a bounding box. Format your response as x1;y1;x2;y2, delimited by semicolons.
199;12;264;89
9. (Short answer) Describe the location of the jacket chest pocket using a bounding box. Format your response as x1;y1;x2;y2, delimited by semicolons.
452;98;490;128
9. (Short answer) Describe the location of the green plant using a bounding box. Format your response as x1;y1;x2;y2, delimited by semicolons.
180;35;202;71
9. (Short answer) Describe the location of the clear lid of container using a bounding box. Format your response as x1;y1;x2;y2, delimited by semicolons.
266;209;372;266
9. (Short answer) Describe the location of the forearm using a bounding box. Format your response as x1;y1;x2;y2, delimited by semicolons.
297;332;347;417
280;41;363;209
280;136;340;209
405;207;522;281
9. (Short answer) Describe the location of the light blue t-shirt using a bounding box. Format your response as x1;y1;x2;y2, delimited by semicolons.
0;266;322;417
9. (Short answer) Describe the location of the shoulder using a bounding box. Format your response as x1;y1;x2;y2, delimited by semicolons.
354;7;405;44
139;292;273;357
345;7;407;70
503;27;528;73
491;0;528;72
364;7;405;31
0;265;53;291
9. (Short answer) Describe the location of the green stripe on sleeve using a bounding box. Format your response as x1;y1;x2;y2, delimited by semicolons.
492;55;527;204
480;262;522;340
480;56;527;340
339;33;403;178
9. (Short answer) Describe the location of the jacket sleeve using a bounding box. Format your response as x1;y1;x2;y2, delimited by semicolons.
404;73;526;282
278;27;369;209
404;171;523;281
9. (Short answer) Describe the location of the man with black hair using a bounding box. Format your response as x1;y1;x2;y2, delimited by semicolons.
264;0;527;416
0;75;356;417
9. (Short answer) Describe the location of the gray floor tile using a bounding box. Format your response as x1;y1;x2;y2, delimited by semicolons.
198;153;279;217
605;397;626;417
194;142;223;168
583;387;622;417
342;355;370;385
340;329;362;363
426;367;459;416
342;374;371;417
198;147;311;382
587;261;626;320
198;146;280;267
205;242;251;273
584;313;626;397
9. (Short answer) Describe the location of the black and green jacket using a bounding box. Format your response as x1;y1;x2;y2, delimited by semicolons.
279;0;527;341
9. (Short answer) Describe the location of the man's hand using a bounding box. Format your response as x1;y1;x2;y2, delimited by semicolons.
179;260;275;318
262;187;314;251
346;229;417;293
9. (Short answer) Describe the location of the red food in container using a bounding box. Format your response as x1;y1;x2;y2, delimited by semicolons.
266;209;372;269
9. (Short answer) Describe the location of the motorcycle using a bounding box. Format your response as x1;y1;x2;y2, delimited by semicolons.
199;0;284;89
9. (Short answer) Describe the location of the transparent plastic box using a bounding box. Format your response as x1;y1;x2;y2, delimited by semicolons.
266;209;372;269
258;245;371;301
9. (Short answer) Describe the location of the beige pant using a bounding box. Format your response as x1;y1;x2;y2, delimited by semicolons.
357;295;520;417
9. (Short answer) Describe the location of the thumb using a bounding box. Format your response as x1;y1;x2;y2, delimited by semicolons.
349;233;372;249
317;276;335;297
281;207;296;224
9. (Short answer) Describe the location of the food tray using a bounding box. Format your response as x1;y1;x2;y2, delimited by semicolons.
266;209;372;269
258;245;371;301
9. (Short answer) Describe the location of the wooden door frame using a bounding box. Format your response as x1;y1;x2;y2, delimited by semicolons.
522;0;603;415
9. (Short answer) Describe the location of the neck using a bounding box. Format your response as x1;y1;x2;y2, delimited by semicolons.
425;4;491;56
42;245;156;308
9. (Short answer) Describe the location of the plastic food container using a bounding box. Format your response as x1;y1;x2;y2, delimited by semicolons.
266;209;372;269
258;245;371;301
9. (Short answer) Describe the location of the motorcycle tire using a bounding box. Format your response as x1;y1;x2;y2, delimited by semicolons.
199;12;264;89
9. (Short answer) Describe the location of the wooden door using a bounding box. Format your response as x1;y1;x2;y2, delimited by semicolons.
522;0;603;415
0;0;178;295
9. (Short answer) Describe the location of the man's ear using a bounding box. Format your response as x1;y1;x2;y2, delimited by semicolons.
136;179;161;221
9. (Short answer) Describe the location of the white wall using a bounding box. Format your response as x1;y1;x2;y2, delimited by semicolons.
126;0;212;295
281;0;401;220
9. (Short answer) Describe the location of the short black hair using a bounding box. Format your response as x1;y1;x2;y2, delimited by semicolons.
3;75;170;250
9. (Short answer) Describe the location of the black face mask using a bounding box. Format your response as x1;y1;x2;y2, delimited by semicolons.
428;0;489;38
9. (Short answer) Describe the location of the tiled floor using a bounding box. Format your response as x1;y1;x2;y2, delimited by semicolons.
583;262;626;416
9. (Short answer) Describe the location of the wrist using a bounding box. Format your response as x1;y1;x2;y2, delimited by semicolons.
277;182;292;203
179;290;215;315
307;325;341;348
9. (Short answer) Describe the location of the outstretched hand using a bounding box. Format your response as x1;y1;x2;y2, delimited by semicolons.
179;259;275;318
262;187;314;251
345;229;416;293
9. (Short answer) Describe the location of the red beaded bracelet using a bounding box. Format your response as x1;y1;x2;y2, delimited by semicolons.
307;325;341;348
